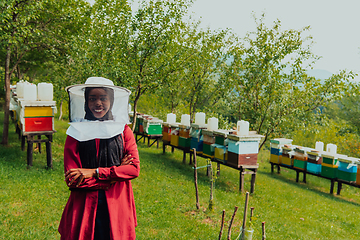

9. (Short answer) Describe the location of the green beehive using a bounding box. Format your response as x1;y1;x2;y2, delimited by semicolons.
294;159;306;170
213;130;231;146
143;117;163;135
179;136;191;148
338;170;357;182
203;143;215;157
146;124;162;135
322;154;337;165
320;164;338;178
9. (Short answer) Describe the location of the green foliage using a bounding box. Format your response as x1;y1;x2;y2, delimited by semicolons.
177;28;235;121
325;88;360;135
0;0;90;80
227;14;356;148
291;117;360;158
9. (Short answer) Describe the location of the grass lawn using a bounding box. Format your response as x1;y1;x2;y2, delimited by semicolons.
0;113;360;239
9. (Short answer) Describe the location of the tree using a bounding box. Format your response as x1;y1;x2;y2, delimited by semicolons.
0;0;89;144
116;0;196;131
181;28;234;121
324;84;360;135
227;14;356;149
83;0;196;130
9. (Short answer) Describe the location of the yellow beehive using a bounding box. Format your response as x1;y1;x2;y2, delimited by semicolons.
24;106;53;117
214;146;228;161
170;135;179;147
270;154;282;164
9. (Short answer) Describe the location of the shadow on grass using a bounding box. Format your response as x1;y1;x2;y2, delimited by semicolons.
260;167;360;207
137;144;241;192
0;113;52;171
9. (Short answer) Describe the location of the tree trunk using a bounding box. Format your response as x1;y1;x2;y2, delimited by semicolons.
132;96;140;132
2;46;11;145
58;99;63;120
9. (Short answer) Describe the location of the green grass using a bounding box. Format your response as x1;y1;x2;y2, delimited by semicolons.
0;113;360;239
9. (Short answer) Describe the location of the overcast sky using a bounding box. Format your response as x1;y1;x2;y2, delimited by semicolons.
88;0;360;81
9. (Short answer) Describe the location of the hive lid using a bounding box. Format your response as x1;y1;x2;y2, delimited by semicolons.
170;122;180;127
307;150;319;156
202;129;215;136
270;138;293;145
294;147;305;154
18;100;56;107
213;129;232;137
144;118;163;123
191;123;207;129
227;133;264;142
338;156;359;163
282;145;294;151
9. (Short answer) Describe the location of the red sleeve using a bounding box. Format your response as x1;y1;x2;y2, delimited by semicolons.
97;125;140;181
64;135;111;189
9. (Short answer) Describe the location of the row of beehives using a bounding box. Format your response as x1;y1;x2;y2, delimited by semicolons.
129;113;164;135
161;113;264;168
270;138;360;184
10;82;56;134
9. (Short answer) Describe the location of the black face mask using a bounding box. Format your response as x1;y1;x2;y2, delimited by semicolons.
84;87;115;121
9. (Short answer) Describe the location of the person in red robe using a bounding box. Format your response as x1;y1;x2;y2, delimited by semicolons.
58;77;139;240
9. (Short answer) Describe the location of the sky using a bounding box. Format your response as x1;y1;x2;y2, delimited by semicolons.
88;0;360;81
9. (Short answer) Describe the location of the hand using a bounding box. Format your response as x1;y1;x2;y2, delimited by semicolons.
65;168;97;187
121;154;134;166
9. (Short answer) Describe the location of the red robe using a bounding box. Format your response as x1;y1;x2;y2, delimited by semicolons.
58;125;140;240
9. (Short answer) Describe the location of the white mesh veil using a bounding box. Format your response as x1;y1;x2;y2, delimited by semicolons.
65;77;131;141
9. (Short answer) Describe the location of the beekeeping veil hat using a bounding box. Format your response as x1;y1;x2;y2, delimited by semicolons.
65;77;131;142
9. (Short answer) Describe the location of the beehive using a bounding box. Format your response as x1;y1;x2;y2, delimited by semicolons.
214;145;228;162
281;147;294;167
18;100;56;133
306;162;322;174
269;138;293;164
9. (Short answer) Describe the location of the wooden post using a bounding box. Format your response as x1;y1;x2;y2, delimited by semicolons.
21;135;26;151
330;179;335;194
337;182;342;195
250;168;257;194
242;192;250;232
193;148;200;210
208;161;214;211
189;151;193;165
250;207;254;222
262;221;266;240
296;171;300;182
227;206;238;240
239;167;244;192
218;210;225;240
37;135;42;153
46;134;53;169
27;135;33;167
